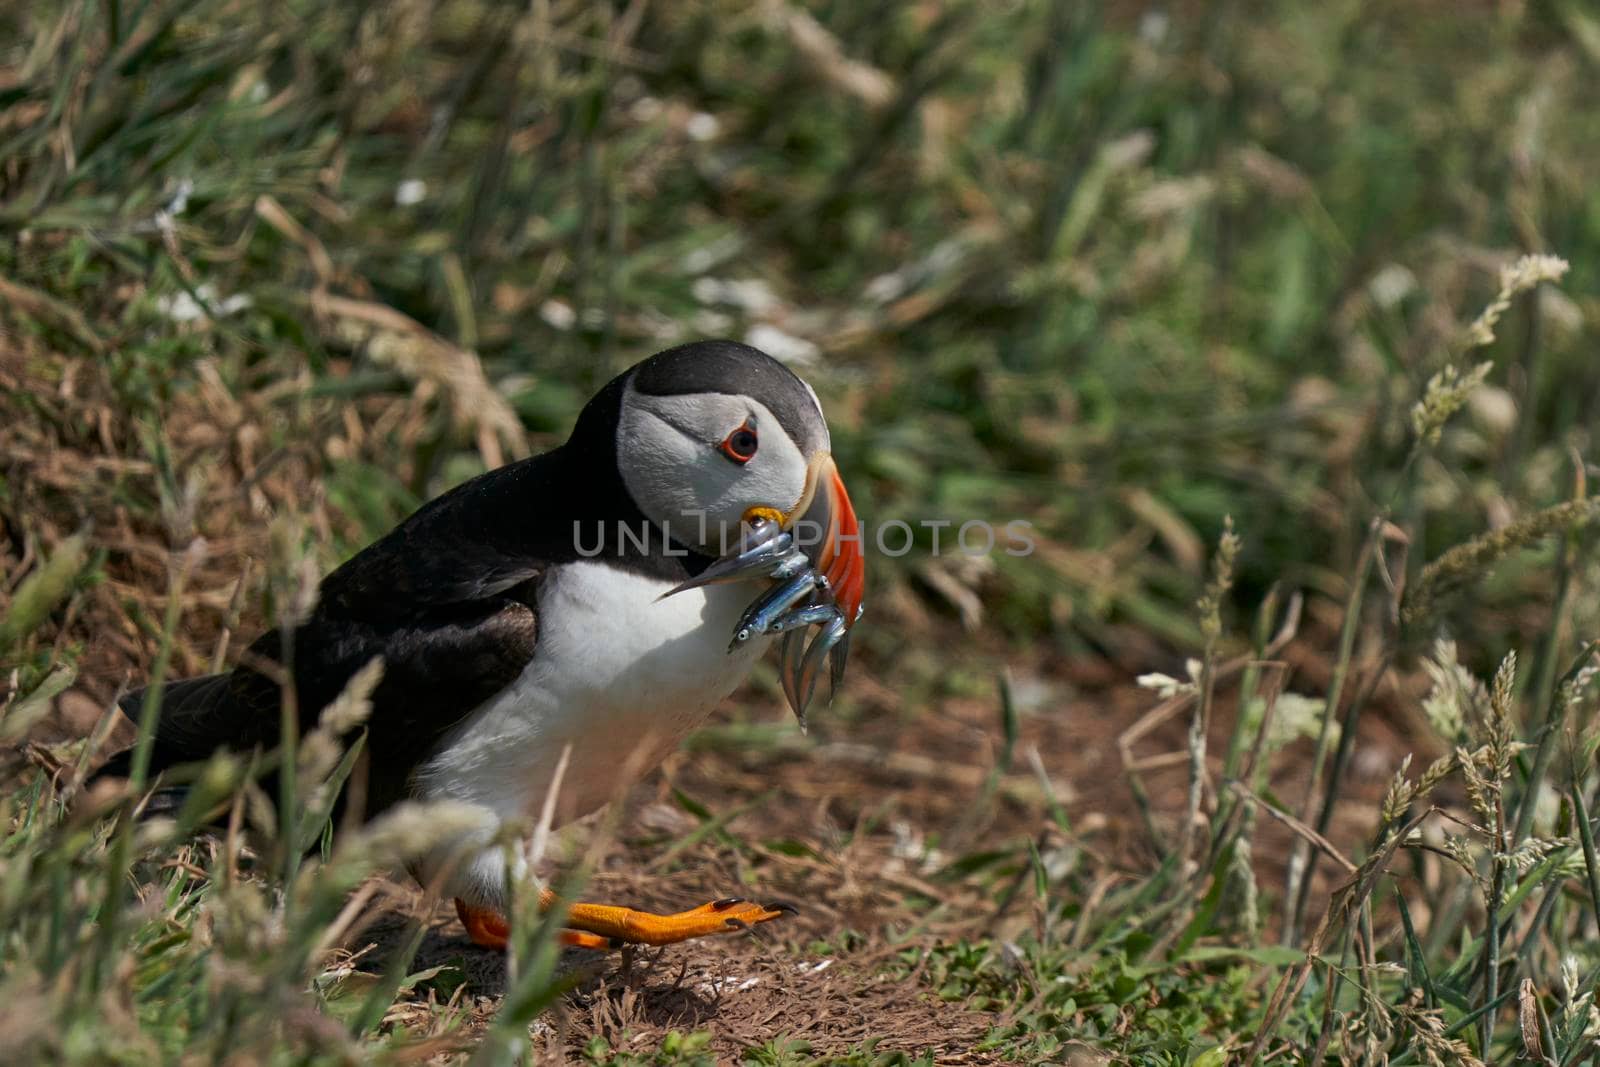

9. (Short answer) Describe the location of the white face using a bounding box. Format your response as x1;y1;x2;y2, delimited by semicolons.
616;381;826;555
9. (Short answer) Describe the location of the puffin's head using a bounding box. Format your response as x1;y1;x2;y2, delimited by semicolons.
611;340;864;625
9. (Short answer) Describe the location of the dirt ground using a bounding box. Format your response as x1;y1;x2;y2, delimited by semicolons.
309;619;1430;1061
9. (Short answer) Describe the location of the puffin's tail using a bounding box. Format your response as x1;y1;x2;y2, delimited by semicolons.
90;673;239;803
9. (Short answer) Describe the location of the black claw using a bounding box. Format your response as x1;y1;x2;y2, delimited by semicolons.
764;900;800;915
710;897;745;910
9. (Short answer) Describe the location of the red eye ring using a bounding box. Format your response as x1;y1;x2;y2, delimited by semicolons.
719;422;759;464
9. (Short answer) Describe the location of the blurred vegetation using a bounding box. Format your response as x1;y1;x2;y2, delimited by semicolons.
5;0;1599;660
6;0;1600;1062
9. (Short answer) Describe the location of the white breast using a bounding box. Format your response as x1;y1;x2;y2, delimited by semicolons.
414;561;768;828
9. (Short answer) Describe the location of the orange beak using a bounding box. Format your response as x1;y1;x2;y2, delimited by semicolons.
792;454;864;627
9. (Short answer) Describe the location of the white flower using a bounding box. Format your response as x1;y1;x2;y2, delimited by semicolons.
1138;11;1169;43
864;271;906;304
686;112;721;141
164;178;194;218
692;277;780;314
1137;671;1193;700
745;324;819;366
539;299;576;331
1368;264;1416;309
158;291;207;322
394;179;428;206
1268;693;1328;750
155;284;251;323
680;234;743;274
693;309;734;335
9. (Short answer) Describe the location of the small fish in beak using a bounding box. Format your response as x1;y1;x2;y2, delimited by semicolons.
661;455;864;729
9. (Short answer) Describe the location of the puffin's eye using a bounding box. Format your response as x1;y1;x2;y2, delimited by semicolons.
718;422;759;464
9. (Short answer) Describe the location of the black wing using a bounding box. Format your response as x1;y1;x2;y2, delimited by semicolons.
102;585;542;814
98;443;589;813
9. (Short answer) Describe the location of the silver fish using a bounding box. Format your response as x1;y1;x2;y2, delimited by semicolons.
662;517;861;727
728;570;825;651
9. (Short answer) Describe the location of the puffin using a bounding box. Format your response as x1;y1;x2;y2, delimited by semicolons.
97;340;864;951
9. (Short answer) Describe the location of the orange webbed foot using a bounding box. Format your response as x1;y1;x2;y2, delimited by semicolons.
556;894;798;947
455;898;510;950
454;894;797;952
